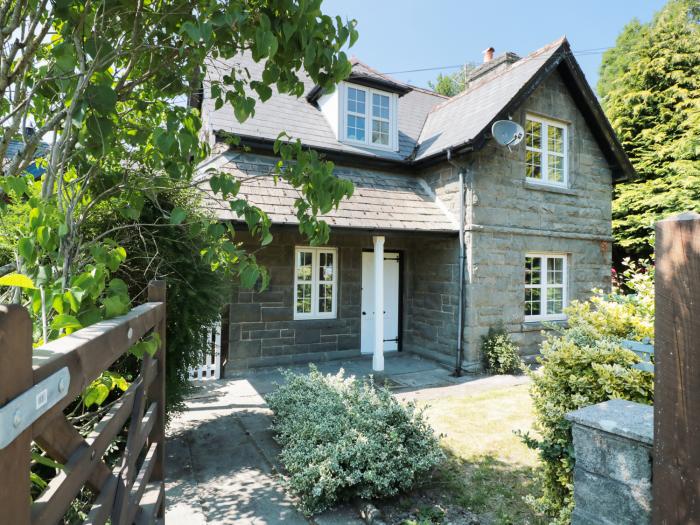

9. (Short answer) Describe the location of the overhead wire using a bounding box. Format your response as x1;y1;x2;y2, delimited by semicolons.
382;46;613;75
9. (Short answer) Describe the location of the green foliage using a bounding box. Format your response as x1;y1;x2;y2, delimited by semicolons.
266;366;444;515
480;325;522;375
0;0;358;412
428;65;475;97
521;263;655;523
0;272;35;288
84;187;232;415
599;0;700;256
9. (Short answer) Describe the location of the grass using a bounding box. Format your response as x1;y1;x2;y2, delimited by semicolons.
417;383;543;525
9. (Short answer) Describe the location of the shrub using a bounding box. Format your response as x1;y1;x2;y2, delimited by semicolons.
521;260;654;523
266;367;444;515
481;325;522;374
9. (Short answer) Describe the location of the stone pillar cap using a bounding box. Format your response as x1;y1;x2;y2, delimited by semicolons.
565;399;653;445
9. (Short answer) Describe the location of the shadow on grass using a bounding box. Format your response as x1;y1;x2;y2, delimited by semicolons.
426;449;543;525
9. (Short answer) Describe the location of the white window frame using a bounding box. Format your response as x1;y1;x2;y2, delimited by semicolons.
293;246;338;320
524;253;568;322
339;82;398;151
525;114;568;187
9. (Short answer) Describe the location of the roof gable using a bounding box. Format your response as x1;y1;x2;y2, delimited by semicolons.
413;38;634;179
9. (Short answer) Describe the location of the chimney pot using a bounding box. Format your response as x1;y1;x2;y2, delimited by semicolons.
483;47;495;63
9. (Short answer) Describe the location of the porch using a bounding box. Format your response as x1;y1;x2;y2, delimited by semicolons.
227;229;463;373
165;353;527;524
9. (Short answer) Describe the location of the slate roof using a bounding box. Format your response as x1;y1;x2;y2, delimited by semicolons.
202;55;445;162
203;36;634;177
199;153;458;233
414;38;564;160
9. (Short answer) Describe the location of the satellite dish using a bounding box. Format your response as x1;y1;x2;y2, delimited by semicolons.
491;120;525;147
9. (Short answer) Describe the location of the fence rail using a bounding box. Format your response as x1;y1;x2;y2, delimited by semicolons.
621;339;654;374
0;280;166;524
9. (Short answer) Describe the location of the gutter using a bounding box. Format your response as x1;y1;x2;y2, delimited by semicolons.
446;148;467;377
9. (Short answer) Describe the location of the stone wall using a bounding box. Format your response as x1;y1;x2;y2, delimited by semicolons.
566;400;653;525
429;69;614;365
227;230;459;370
224;68;614;371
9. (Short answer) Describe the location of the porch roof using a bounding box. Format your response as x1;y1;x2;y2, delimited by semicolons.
199;153;459;233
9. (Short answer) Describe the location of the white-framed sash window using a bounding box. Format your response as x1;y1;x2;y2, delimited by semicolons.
294;247;338;320
525;114;568;187
340;83;398;151
524;253;568;321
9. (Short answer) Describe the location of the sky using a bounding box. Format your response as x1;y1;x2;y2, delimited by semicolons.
322;0;667;95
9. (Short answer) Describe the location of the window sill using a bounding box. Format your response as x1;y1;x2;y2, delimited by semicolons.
523;180;578;196
339;138;397;153
521;319;568;332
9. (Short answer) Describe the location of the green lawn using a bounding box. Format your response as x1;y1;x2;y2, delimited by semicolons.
417;383;543;525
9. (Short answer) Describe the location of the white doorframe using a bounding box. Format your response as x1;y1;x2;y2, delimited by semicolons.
361;243;401;372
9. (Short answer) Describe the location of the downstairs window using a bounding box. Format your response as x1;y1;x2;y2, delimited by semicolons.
294;247;337;320
524;254;568;321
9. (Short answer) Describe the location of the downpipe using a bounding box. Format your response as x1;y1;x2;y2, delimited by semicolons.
446;149;466;377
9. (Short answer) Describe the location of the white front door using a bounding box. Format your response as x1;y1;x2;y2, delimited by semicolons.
361;251;400;354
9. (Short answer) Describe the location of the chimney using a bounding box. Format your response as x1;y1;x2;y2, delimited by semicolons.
468;51;521;86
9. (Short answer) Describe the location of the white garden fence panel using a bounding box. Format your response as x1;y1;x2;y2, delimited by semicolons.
189;323;222;381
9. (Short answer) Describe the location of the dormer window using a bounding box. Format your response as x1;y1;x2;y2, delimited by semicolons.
340;83;398;151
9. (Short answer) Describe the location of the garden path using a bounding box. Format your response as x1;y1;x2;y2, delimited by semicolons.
164;354;529;524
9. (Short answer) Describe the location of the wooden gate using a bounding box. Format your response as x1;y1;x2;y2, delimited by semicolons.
0;280;167;524
188;322;222;381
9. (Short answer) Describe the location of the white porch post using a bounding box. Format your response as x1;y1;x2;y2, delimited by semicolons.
372;236;385;373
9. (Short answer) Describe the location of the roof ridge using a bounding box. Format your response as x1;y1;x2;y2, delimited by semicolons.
424;36;569;117
350;57;447;99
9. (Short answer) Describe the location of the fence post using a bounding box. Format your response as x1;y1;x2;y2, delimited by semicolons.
653;212;700;523
147;280;166;516
0;305;33;523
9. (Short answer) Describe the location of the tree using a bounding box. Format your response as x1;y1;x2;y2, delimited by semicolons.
0;1;356;408
599;0;700;257
427;64;475;97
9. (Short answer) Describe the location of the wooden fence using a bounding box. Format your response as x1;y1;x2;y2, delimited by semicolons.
653;213;700;523
0;280;167;524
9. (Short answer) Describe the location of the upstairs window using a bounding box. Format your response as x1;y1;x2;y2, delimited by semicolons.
525;115;568;186
524;254;567;321
346;87;366;142
342;84;397;150
294;247;337;320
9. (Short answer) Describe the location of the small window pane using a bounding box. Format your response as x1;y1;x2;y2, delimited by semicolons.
525;288;541;316
548;155;564;183
347;114;365;141
319;252;334;281
372;93;390;120
547;287;564;315
547;257;564;285
296;284;312;313
318;284;333;313
526;119;541;149
297;251;312;281
347;87;365;114
371;119;389;145
526;150;541;179
548;125;564;154
525;257;541;285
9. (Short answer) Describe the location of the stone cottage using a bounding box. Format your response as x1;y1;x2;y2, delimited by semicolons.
199;37;633;373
